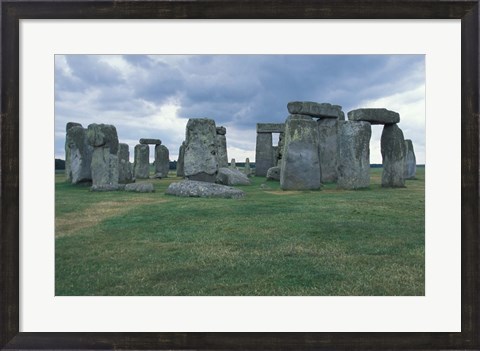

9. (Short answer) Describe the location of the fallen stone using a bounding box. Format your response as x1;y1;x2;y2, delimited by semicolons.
216;167;251;185
404;139;417;179
165;180;245;199
381;124;406;187
139;138;161;145
280;114;321;190
184;118;218;182
125;182;155;193
347;108;400;125
90;184;123;192
287;101;344;119
337;121;371;189
266;166;281;181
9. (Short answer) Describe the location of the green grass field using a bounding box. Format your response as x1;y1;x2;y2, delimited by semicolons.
55;167;425;296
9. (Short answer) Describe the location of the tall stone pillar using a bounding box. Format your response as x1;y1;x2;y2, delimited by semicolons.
118;143;133;184
317;118;339;182
216;126;228;168
255;132;273;176
134;144;150;179
65;122;93;184
381;124;406;187
280;115;321;190
154;144;170;178
404;139;417;179
176;141;186;177
337;121;371;189
87;123;120;191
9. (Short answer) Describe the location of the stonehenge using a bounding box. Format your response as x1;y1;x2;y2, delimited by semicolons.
176;141;186;177
65;123;93;184
215;126;229;168
134;144;149;179
255;123;285;176
404;139;417;179
118;143;133;184
381;124;406;187
154;144;170;178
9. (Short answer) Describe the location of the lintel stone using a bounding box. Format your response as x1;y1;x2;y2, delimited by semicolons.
256;123;285;133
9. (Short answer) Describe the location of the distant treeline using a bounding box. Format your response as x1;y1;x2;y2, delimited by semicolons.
55;159;424;171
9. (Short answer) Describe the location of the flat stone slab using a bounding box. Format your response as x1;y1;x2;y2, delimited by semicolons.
165;180;245;199
139;138;161;145
256;123;285;133
287;101;344;119
347;108;400;124
125;182;155;193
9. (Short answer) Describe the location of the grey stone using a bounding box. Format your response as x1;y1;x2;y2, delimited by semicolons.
176;141;186;177
65;125;93;184
66;122;82;132
381;124;406;187
118;143;133;184
165;180;245;199
154;144;170;178
280;114;321;190
90;184;123;192
266;166;281;181
337;121;371;189
348;108;400;125
318;118;339;182
287;101;344;119
87;124;119;189
139;138;161;145
184;118;218;182
216;167;251;186
134;144;150;179
125;182;155;193
404;139;417;179
230;158;236;169
260;183;271;189
255;132;274;176
256;123;285;133
244;158;252;177
276;132;285;165
215;127;228;168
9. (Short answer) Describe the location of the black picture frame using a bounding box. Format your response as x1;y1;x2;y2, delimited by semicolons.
1;1;478;350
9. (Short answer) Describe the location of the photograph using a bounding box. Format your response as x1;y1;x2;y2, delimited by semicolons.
55;54;425;296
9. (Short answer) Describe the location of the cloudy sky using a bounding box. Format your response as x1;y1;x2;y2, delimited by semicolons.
55;54;425;164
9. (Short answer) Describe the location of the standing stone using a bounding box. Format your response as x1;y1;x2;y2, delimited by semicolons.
244;158;252;176
86;123;119;190
118;143;133;184
337;121;371;189
404;139;417;179
184;118;218;182
177;141;186;177
215;126;228;168
230;158;236;169
280;115;321;190
317;118;339;182
381;124;406;187
255;132;273;176
154;144;170;178
134;144;150;179
276;133;285;166
65;124;93;184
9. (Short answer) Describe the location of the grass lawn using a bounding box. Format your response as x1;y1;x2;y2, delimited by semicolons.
55;167;425;296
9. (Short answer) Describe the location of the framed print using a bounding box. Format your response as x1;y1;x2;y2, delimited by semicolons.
1;1;479;350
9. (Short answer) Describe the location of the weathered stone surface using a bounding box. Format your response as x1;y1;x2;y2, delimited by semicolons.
184;118;218;182
276;132;285;165
255;132;274;176
125;182;155;193
381;124;406;187
266;166;281;181
216;167;251;186
337;121;371;189
66;122;82;132
318;118;339;182
87;124;119;189
230;158;236;169
244;158;252;177
118;143;133;184
176;141;186;177
404;139;417;179
134;144;150;179
280;114;321;190
215;127;228;168
90;184;123;192
139;138;161;145
256;123;285;133
347;108;400;125
165;180;245;199
86;124;119;154
287;101;344;119
154;144;170;178
65;125;93;184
